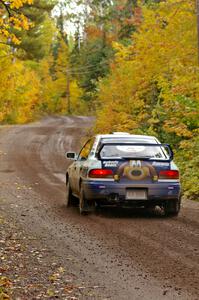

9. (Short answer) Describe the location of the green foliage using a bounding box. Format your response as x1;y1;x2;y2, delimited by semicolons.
13;0;57;60
71;38;113;105
65;0;140;107
175;134;199;200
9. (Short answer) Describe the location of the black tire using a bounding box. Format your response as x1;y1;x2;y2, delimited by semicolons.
66;180;77;207
95;201;101;209
164;198;181;217
79;185;95;215
145;205;156;215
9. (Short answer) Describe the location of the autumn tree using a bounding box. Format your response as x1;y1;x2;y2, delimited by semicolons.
0;0;58;122
65;0;141;105
0;0;33;45
13;0;57;60
94;0;199;198
0;55;40;123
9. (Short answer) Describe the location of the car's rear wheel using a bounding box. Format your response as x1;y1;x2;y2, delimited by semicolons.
66;180;77;207
145;205;156;215
79;185;95;215
164;198;181;217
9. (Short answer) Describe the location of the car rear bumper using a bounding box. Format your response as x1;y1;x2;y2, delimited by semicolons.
83;180;180;205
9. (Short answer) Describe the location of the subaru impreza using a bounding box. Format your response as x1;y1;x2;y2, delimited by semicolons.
65;132;181;216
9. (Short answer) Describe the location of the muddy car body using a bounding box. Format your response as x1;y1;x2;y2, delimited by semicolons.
66;133;181;216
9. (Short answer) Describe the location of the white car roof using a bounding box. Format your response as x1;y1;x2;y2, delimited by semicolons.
96;133;158;140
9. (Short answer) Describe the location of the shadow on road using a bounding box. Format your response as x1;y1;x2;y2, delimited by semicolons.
95;206;167;219
62;205;169;220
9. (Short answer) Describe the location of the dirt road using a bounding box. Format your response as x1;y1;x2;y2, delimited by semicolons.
0;116;198;300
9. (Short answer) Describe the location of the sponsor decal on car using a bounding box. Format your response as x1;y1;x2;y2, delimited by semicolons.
152;162;170;167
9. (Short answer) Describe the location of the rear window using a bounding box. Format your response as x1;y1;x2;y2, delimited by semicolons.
99;143;169;160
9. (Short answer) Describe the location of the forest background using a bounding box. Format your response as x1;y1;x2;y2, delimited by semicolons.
0;0;198;199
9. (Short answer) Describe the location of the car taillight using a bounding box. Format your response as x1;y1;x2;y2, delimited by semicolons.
159;170;179;180
89;169;113;178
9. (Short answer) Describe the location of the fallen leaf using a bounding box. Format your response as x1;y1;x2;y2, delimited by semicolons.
47;289;55;297
0;277;12;288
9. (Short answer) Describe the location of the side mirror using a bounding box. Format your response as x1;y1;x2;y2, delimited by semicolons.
65;152;77;160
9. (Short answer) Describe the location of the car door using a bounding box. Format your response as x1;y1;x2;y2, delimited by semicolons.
72;138;95;196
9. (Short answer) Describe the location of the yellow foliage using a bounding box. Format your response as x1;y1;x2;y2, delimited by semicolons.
9;0;33;9
0;53;40;124
95;0;199;198
95;0;199;138
52;41;87;115
0;0;33;44
37;46;86;116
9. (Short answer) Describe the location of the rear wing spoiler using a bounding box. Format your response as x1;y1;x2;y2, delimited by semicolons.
97;143;174;162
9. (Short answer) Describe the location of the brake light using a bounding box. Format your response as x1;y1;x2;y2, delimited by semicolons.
89;169;113;178
159;170;179;180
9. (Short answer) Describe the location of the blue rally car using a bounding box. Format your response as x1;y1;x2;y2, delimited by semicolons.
65;132;181;216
